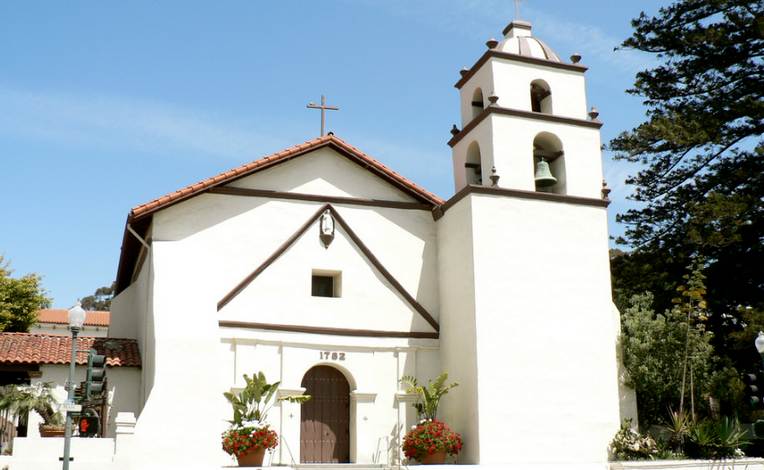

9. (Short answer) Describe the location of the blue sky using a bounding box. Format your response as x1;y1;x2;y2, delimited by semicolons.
0;1;668;307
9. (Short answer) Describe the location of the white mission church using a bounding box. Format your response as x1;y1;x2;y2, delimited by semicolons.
107;19;637;470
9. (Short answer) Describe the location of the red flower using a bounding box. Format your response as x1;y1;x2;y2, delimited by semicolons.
401;420;462;463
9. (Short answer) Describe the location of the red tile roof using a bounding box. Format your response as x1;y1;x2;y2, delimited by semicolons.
37;309;110;327
0;333;140;367
129;134;444;220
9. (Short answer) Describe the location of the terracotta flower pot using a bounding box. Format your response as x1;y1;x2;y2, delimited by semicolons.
39;424;66;437
236;447;266;467
420;450;447;464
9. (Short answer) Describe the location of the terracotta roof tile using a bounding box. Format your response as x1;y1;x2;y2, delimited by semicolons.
129;134;444;220
0;333;140;367
37;309;110;327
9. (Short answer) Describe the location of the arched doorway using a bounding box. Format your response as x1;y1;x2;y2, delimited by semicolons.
300;365;350;463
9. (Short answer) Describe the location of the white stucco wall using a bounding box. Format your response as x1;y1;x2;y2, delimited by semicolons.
436;197;481;464
459;56;588;125
490;58;588;119
110;249;155;411
219;328;439;465
489;114;604;199
153;149;439;328
466;193;621;464
113;148;442;469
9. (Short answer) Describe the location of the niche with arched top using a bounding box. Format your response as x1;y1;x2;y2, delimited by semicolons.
465;141;483;185
533;132;566;194
471;88;485;120
530;80;552;114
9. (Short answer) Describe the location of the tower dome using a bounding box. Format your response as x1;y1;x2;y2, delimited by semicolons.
496;20;561;62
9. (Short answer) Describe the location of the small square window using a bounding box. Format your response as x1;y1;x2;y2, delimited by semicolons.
312;271;341;298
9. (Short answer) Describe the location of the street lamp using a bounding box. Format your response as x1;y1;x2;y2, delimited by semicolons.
62;302;86;470
756;332;764;368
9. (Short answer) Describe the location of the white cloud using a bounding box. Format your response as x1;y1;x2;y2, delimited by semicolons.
0;85;284;160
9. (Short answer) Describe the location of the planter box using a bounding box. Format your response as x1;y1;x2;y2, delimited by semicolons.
610;458;764;470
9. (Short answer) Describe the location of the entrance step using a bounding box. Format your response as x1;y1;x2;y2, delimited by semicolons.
293;465;388;470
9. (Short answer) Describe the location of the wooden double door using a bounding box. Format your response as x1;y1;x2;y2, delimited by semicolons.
300;366;350;463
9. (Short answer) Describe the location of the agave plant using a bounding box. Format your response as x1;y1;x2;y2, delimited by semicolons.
400;373;458;420
224;372;310;428
662;408;692;451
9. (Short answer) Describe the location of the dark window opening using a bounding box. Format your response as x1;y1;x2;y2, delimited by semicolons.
312;272;340;298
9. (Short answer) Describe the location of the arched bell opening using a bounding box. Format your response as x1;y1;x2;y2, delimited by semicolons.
530;79;552;114
471;88;485;120
465;141;483;185
533;132;566;194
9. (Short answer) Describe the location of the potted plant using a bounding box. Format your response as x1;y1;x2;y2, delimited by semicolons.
400;373;461;464
222;372;310;467
0;383;64;437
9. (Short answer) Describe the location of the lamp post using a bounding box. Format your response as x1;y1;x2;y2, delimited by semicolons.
756;332;764;369
62;302;86;470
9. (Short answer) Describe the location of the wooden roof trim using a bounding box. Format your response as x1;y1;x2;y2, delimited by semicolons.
217;204;440;333
455;50;588;89
433;185;610;220
448;106;603;147
219;320;439;339
207;186;432;210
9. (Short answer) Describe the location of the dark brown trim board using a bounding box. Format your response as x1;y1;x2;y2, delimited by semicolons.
217;204;440;333
219;320;439;339
455;50;588;89
207;186;431;210
434;185;610;220
448;106;602;148
217;204;330;310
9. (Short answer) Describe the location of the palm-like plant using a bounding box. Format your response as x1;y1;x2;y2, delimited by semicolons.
224;372;309;428
0;383;63;427
400;373;458;421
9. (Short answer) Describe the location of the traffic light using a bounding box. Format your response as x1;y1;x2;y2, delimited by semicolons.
745;372;764;407
86;349;106;399
78;409;100;437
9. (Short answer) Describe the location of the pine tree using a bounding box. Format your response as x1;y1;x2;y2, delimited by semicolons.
611;0;763;369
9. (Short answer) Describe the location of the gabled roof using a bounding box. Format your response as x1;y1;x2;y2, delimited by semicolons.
37;309;110;327
0;333;140;367
130;133;443;220
116;134;444;293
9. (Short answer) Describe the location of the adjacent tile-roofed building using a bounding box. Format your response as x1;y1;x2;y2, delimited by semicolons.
37;309;110;327
0;333;140;367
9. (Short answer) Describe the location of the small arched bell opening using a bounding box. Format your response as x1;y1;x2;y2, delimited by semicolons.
471;88;485;120
533;132;566;194
530;80;552;114
465;141;483;185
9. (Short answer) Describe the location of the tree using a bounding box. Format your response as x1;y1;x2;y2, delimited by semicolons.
621;292;715;427
611;0;763;374
0;256;50;332
80;282;115;311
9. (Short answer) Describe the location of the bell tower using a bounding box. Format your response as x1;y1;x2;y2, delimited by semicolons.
436;19;632;467
449;20;603;198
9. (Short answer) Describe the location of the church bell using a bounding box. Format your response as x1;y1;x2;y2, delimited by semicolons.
534;158;557;187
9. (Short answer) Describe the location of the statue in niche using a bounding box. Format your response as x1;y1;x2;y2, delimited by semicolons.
319;209;335;248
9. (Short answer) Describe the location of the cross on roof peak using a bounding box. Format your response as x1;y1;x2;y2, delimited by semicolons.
306;95;339;137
